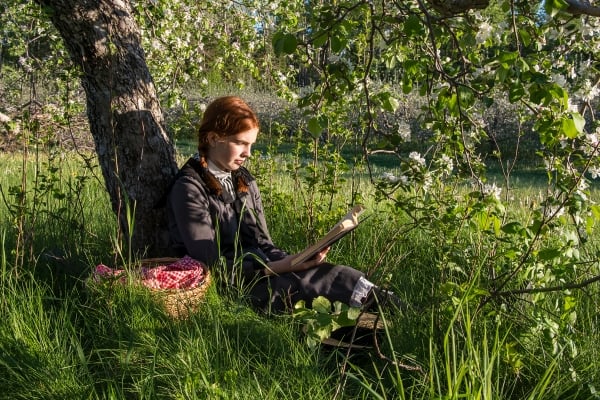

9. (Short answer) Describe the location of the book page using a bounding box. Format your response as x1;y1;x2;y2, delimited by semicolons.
290;205;365;267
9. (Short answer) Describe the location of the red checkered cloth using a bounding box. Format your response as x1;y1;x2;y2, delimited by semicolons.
94;256;207;290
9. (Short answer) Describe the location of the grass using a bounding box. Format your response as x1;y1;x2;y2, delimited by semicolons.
1;148;600;399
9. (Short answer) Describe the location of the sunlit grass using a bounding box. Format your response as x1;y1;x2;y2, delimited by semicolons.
1;149;600;399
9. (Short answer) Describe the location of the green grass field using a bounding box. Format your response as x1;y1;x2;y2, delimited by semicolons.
1;147;599;399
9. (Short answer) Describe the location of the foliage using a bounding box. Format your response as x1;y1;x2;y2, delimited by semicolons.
3;0;600;397
1;153;600;397
292;296;361;348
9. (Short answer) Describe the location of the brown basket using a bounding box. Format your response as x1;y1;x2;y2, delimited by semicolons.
138;257;211;319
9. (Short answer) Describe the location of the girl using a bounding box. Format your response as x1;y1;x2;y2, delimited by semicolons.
166;96;388;312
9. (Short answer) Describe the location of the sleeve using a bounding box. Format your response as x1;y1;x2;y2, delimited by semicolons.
168;176;221;266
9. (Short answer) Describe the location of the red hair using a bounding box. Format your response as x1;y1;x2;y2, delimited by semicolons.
197;96;259;154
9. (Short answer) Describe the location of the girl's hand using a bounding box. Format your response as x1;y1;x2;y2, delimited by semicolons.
265;247;330;276
309;246;330;265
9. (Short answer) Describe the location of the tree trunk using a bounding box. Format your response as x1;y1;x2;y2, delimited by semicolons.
35;0;178;256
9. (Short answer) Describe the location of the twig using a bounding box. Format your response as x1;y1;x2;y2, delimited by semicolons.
493;273;600;297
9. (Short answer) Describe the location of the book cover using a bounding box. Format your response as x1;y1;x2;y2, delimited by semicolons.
290;205;366;267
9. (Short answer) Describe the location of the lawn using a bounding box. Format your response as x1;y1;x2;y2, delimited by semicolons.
1;145;599;399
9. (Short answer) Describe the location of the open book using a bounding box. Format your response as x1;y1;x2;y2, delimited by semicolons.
290;205;367;267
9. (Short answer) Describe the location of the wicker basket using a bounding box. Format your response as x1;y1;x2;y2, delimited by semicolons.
138;257;211;319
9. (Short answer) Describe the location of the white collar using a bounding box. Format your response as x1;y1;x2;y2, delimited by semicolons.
206;158;231;180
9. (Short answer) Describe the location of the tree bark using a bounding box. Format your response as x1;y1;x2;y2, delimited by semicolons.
35;0;178;256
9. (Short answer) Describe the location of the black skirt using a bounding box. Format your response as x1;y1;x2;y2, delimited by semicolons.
246;263;364;313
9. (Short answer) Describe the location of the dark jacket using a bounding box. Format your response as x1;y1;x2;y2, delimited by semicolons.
166;156;287;281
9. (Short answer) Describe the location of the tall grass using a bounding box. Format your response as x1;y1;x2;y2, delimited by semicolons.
1;150;600;399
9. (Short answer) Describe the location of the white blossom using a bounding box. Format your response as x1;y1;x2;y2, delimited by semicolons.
551;73;567;87
575;80;600;102
544;159;556;172
382;172;399;183
438;154;454;176
586;132;599;146
276;71;287;82
567;98;578;113
409;151;426;166
483;183;502;200
382;172;408;185
422;173;433;192
397;122;411;142
544;205;565;219
151;39;162;50
567;65;577;80
476;21;493;44
588;166;600;179
17;56;32;73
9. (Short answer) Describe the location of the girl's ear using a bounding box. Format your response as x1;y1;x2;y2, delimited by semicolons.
206;131;219;146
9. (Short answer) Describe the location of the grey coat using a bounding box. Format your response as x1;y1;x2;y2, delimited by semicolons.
166;156;364;312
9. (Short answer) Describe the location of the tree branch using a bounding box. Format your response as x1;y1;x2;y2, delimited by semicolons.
565;0;600;17
494;273;600;297
424;0;489;15
424;0;600;17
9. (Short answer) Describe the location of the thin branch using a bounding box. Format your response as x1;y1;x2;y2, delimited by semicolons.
494;273;600;297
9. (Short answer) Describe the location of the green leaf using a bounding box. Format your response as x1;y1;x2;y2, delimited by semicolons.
497;51;518;64
273;32;298;56
312;296;331;314
544;0;569;17
402;76;413;94
509;83;525;103
307;117;323;138
590;204;600;219
457;86;474;108
496;66;509;83
382;95;399;112
501;221;523;235
403;15;425;37
538;248;562;261
282;34;298;54
294;300;306;310
518;29;531;47
314;325;333;341
571;112;585;133
561;113;584;139
331;35;344;52
334;315;356;328
346;307;361;320
312;31;328;48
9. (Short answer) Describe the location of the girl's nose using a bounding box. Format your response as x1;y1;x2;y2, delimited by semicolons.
242;145;252;157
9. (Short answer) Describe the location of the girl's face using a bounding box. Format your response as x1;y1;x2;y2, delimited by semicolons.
207;127;258;172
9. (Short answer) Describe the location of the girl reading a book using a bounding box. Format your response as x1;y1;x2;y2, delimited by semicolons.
166;96;393;312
